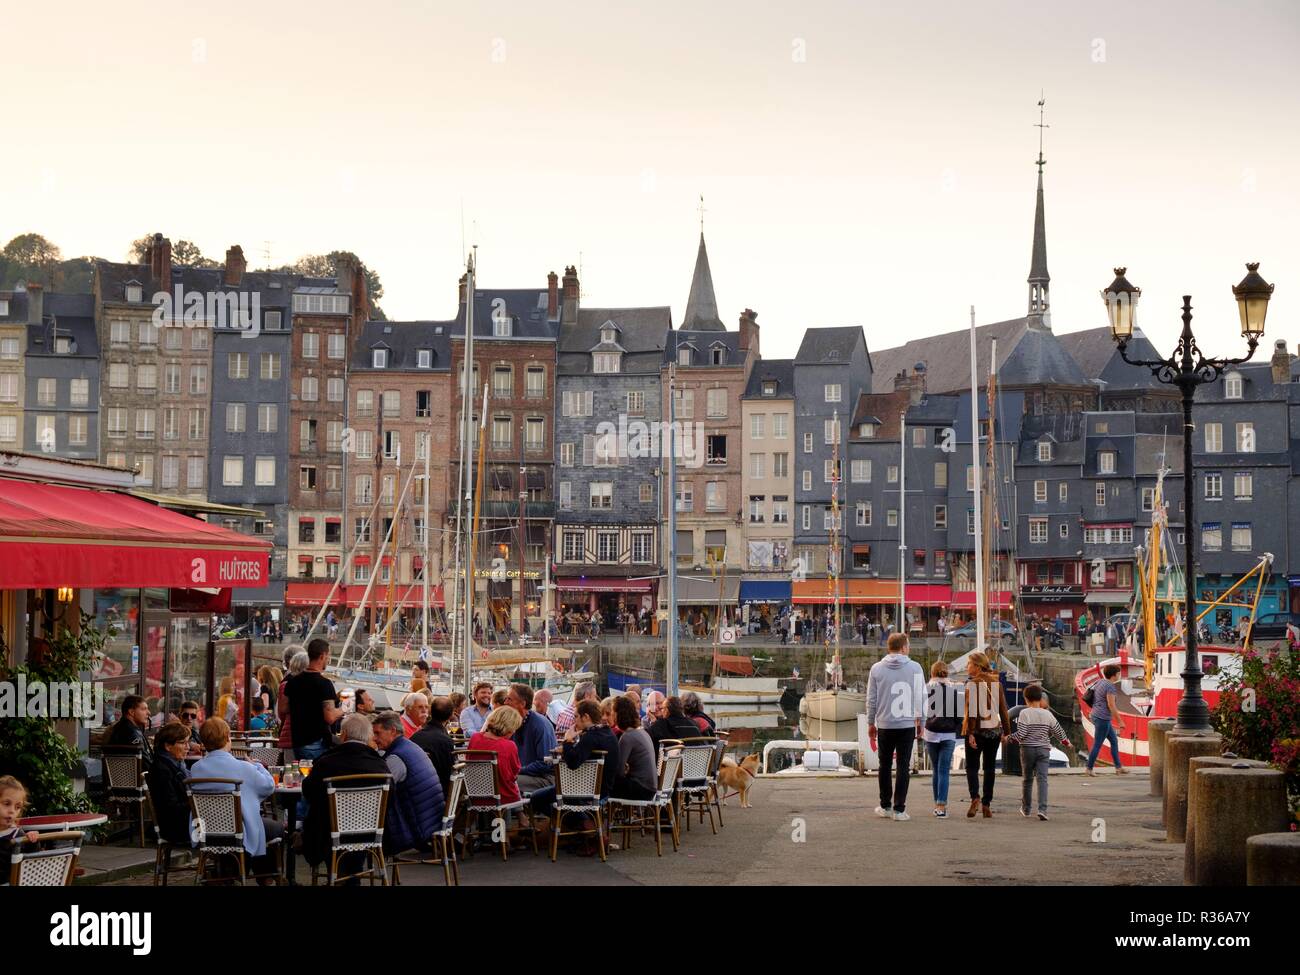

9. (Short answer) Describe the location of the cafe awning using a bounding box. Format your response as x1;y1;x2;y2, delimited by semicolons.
952;590;1015;610
906;583;952;607
792;579;899;604
0;477;271;589
343;584;444;609
739;579;792;605
556;577;655;594
285;582;348;607
673;574;741;605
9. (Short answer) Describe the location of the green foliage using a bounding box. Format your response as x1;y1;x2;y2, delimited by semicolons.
273;250;386;319
0;614;105;816
1213;646;1300;824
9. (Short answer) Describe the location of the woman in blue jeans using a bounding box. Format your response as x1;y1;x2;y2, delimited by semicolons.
1086;663;1128;773
923;662;961;817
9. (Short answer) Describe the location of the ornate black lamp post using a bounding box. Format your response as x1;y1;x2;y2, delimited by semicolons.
1101;264;1274;733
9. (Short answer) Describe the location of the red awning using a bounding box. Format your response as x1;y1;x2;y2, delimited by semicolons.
285;583;348;607
906;584;952;607
951;590;1014;610
0;477;270;589
343;585;444;609
555;577;654;594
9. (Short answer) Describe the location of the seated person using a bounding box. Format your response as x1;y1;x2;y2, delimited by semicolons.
302;715;389;871
467;706;523;805
682;692;716;735
0;776;41;883
506;683;557;795
611;696;658;801
148;722;194;847
411;697;456;797
190;718;282;883
177;701;203;751
371;712;444;855
249;698;272;732
107;694;154;765
528;700;619;818
400;692;429;739
647;695;711;755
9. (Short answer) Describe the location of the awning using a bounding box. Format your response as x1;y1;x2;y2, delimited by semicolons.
739;579;792;605
285;582;348;607
1085;590;1130;605
673;575;741;605
792;579;899;604
341;584;444;609
906;583;952;607
951;590;1015;610
0;477;271;589
556;576;654;594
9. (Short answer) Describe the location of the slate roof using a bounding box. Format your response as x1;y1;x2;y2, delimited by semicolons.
351;320;454;371
681;234;725;331
665;328;742;366
742;358;795;399
795;326;867;365
558;306;671;376
1055;326;1169;390
458;288;560;341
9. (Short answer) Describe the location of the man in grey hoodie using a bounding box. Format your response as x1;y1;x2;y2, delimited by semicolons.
866;632;926;821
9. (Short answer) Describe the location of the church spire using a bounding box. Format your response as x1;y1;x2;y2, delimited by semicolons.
1027;95;1051;330
682;223;725;331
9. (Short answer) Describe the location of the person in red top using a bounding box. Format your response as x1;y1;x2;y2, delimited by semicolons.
400;692;430;739
467;705;523;804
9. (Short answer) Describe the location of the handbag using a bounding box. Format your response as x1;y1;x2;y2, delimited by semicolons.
1083;685;1096;708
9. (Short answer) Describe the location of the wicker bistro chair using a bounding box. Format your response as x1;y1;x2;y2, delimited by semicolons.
8;830;84;886
310;773;392;886
458;751;537;861
392;772;464;887
679;736;726;829
550;752;607;862
186;778;285;886
608;752;682;856
248;745;283;767
141;771;196;886
676;743;721;835
101;745;148;847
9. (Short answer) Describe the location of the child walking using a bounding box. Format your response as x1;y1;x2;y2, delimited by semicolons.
1007;685;1072;820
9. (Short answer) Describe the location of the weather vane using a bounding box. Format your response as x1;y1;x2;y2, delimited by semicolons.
1035;93;1048;173
698;194;707;234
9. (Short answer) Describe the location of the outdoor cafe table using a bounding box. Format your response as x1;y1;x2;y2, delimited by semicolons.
275;785;303;885
19;812;109;833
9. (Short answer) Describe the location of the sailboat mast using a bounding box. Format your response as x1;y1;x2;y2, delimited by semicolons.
459;249;477;695
969;307;988;648
667;362;679;697
421;423;430;653
985;338;998;620
831;411;841;671
898;408;906;638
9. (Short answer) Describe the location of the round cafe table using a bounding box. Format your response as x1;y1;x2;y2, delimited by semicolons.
19;812;109;833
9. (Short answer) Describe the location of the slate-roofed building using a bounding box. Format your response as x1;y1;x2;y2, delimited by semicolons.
23;291;99;461
0;286;39;451
554;302;671;626
739;358;795;621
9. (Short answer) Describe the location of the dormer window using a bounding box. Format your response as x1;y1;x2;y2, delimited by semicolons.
1037;441;1052;462
372;348;388;368
860;423;876;438
600;325;617;345
762;380;777;397
678;347;692;367
710;346;726;366
417;349;432;368
0;299;8;316
593;352;621;374
56;337;73;354
125;281;143;303
492;310;512;337
1224;371;1243;400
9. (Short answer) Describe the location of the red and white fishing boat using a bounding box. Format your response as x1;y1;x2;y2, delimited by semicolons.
1073;471;1266;766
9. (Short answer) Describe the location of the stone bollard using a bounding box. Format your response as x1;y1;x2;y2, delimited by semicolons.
1193;767;1289;886
1148;719;1176;802
1183;756;1268;884
1247;833;1300;885
1164;733;1222;843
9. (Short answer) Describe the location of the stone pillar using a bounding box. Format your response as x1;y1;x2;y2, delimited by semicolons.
1183;756;1268;884
1164;733;1221;843
1247;833;1300;886
1193;767;1289;886
1148;719;1176;801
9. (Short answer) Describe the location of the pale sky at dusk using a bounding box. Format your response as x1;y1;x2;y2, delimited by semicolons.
3;0;1298;360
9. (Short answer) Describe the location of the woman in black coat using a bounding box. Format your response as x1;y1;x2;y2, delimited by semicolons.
148;722;194;846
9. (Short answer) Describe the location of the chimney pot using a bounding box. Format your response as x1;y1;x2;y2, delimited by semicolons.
223;245;247;287
561;266;579;326
547;271;559;320
1270;338;1290;384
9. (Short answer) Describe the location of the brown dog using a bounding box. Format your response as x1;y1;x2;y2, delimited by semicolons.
717;753;760;808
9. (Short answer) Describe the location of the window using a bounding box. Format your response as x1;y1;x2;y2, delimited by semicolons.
354;430;373;459
228;353;248;379
327;377;344;402
678;347;692;367
163;364;180;394
773;453;789;478
751;414;765;440
801;506;811;530
525;366;545;399
825;507;843;530
824;384;841;403
135;454;154;485
931;462;947;490
106;451;127;469
559;442;575;467
491;417;512;450
226;403;246;433
886;509;898;528
135;409;155;440
1034;480;1047;502
355;474;373;504
109;363;129;389
593;352;621;374
773;414;788;439
632;532;653;563
1204;422;1223;453
492;365;513;398
300;419;318;452
493;312;512;337
859;422;876;438
525;417;544;450
773;497;789;523
886;465;898;484
300;466;317;492
561;390;594;417
382;390;400;418
761;380;777;397
354;518;371;544
187;408;205;440
802;470;812;491
1096;482;1107;506
823;418;840;444
322;332;344;359
255;456;276;487
563;531;584;562
803;432;813;453
384;430;400;459
372;348;388;368
1234;472;1253;501
749;496;765;523
706;388;726;418
160;455;180;489
934;505;947;528
1204;473;1222;500
260;353;281;380
190;329;208;351
639;483;653;503
912;427;926;448
300;376;318;402
1083;526;1135;545
36;378;56;405
302;332;319;358
356;389;374;417
1098;451;1116;474
676;482;692;512
1058;482;1067;503
1231;522;1252;552
1059;523;1069;539
0;375;15;404
1235;422;1254;453
35;415;55;448
1029;518;1048;543
750;454;765;479
1141;487;1155;512
0;338;17;359
69;415;87;446
381;474;395;504
1201;522;1222;552
223;456;244;486
186;456;204;489
137;321;158;347
856;501;872;526
110;320;131;345
0;416;14;443
1037;441;1052;462
966;465;975;492
106;408;127;438
589;482;612;509
966;509;976;535
1224;372;1242;399
259;404;278;434
185;365;205;396
706;435;727;465
824;459;841;483
705;481;725;512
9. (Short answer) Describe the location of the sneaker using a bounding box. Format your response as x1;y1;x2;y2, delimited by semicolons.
1115;766;1129;774
1019;806;1029;817
874;806;892;819
893;811;911;822
1037;812;1049;821
1085;767;1096;777
933;807;947;818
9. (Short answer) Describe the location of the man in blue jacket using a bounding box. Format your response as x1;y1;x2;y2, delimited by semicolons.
506;683;556;795
372;712;443;855
865;633;925;822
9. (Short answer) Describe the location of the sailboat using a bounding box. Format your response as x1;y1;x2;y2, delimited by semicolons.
800;412;867;721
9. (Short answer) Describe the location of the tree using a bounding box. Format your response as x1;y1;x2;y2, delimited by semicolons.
2;233;62;289
127;234;219;268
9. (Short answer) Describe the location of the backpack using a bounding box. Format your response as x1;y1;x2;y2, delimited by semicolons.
1083;685;1096;708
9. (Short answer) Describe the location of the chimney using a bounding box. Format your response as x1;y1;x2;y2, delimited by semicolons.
739;308;760;358
223;245;247;286
561;265;579;326
893;364;927;405
1271;339;1290;385
148;233;172;292
458;272;468;307
546;271;559;320
334;253;356;299
26;283;44;325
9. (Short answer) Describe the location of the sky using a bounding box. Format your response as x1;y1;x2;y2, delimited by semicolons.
3;0;1298;361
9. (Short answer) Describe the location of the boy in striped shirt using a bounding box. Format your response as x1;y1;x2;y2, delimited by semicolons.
1008;684;1072;820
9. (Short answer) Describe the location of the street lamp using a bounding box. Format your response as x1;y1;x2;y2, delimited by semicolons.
1101;264;1274;733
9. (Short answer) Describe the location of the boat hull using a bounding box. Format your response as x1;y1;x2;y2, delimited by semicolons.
681;677;784;705
800;689;866;722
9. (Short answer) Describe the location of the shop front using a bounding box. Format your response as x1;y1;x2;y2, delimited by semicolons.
668;574;741;637
905;583;953;634
738;579;792;634
555;576;656;635
791;578;900;637
949;588;1016;629
1020;584;1085;634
